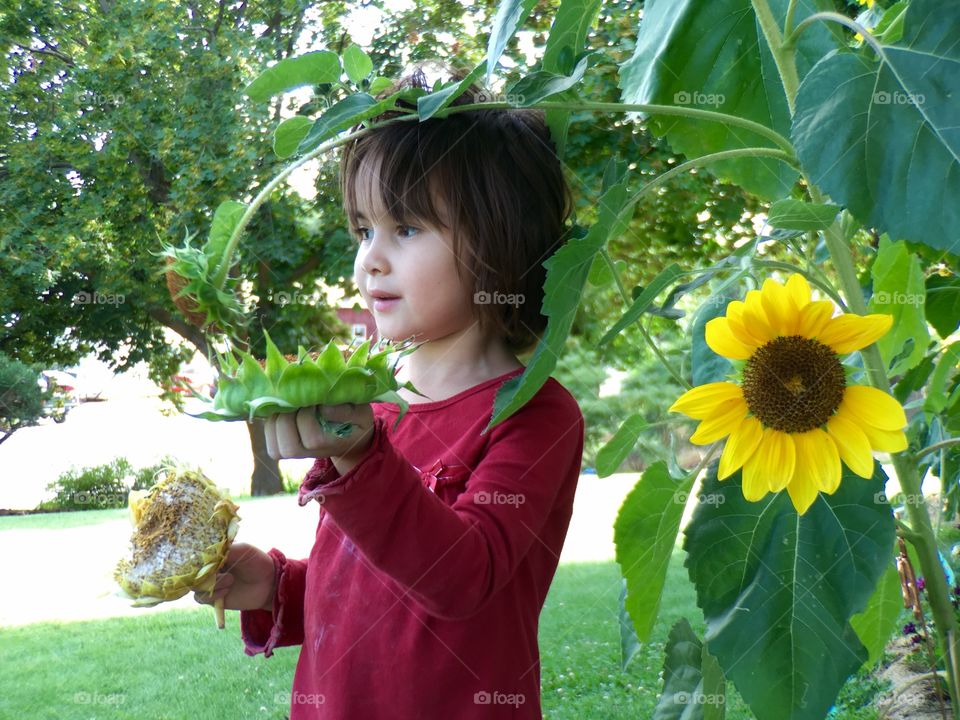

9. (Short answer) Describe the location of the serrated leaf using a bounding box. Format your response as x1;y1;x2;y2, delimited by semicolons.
867;236;928;375
597;413;646;477
297;93;387;155
615;461;693;644
245;51;341;102
767;199;839;231
684;461;895;720
791;0;960;255
487;162;633;430
273;116;313;159
342;44;372;86
506;51;596;107
618;0;835;200
485;0;540;85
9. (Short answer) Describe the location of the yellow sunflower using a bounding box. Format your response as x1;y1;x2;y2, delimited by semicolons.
669;273;907;515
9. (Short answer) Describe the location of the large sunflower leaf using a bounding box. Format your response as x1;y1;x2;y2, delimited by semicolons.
618;0;836;200
849;561;900;668
683;461;894;720
867;236;928;375
654;617;726;720
244;51;341;103
792;0;960;255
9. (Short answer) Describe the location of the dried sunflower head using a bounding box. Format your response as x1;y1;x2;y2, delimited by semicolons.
115;464;240;627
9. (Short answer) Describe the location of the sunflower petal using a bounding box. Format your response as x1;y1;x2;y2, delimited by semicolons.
840;386;907;430
796;300;835;338
669;382;743;420
794;429;842;495
858;422;909;453
689;397;749;445
787;467;821;515
743;289;776;343
726;301;766;348
718;416;764;480
818;313;893;354
742;428;796;497
760;278;796;335
785;273;812;311
705;317;755;360
826;413;875;478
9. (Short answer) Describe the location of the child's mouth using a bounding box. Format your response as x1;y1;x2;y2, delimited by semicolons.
372;295;401;311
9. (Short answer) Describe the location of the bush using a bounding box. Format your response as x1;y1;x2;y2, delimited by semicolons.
37;456;170;511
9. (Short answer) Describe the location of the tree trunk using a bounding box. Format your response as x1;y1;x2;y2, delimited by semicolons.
247;418;282;495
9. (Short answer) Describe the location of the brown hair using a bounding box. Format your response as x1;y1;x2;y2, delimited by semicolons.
338;60;574;355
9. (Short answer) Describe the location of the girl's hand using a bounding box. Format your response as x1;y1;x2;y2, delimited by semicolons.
264;403;375;466
194;542;276;612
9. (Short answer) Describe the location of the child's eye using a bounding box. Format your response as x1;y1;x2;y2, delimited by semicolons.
397;225;419;238
351;226;370;243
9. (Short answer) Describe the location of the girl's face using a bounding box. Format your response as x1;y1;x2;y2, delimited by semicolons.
351;170;476;345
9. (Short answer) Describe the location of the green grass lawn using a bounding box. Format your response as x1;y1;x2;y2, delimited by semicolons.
0;550;885;719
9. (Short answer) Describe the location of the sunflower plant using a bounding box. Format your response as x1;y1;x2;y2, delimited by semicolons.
178;2;958;718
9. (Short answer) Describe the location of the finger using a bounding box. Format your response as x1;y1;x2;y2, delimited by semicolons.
264;417;279;461
276;412;308;458
296;406;325;450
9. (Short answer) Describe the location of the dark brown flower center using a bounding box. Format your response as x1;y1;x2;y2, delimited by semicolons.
741;336;845;434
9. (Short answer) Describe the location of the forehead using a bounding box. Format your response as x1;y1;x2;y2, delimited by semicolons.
349;154;452;228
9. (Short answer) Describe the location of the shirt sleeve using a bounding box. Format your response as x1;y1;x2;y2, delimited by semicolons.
239;548;308;658
300;390;584;621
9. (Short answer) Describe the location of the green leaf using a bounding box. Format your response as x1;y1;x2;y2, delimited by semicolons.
539;0;603;159
618;0;835;200
654;617;726;720
487;162;633;430
925;342;960;414
587;253;626;286
273;116;313;159
766;199;839;231
205;200;247;276
368;76;394;95
615;461;693;644
507;51;596;107
684;461;895;720
867;236;928;375
485;0;539;85
342;44;373;86
245;51;341;102
791;0;960;255
690;293;735;386
599;264;685;345
850;561;901;668
417;62;486;120
926;274;960;339
297;93;385;154
597;413;647;477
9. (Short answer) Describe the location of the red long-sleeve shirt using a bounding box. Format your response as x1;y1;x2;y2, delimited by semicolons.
239;367;584;719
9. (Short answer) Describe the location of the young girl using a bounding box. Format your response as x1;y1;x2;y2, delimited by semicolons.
195;60;585;719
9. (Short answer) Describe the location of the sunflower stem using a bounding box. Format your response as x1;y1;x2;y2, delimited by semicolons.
818;191;960;716
914;438;960;462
